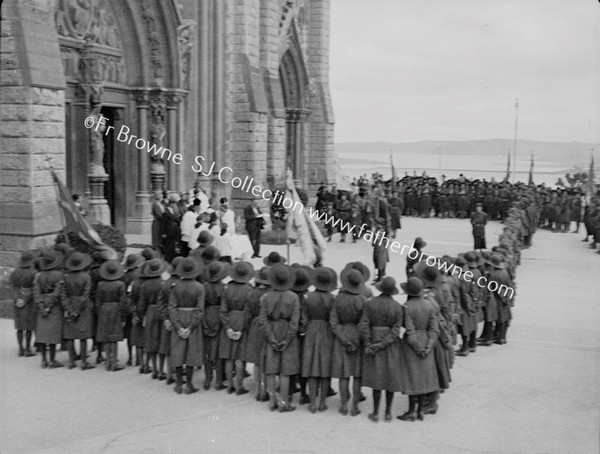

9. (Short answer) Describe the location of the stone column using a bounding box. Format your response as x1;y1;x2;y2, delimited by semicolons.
166;93;180;192
127;91;152;235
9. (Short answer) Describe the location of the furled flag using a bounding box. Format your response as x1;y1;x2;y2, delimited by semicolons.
588;153;596;198
504;153;511;182
528;154;534;186
51;169;118;259
284;170;326;266
390;152;398;187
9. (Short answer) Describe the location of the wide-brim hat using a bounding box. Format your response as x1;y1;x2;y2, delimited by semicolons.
400;277;424;297
123;253;145;271
344;261;371;281
263;251;286;266
375;276;400;296
268;264;295;291
230;261;254;283
472;251;486;266
291;264;313;292
254;266;271;286
311;267;337;292
65;252;92;272
140;247;158;261
413;261;442;288
54;243;73;258
99;260;125;281
208;261;230;283
463;252;479;268
486;254;506;269
201;246;221;264
169;256;185;276
176;257;202;280
39;250;60;271
143;258;168;278
197;230;214;247
413;237;427;249
340;268;365;295
18;251;36;268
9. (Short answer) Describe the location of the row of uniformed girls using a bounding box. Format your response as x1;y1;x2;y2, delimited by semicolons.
10;245;448;422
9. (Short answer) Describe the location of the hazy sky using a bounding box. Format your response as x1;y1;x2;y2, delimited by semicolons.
329;0;600;144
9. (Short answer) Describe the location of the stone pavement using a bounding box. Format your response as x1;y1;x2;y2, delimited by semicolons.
1;218;598;454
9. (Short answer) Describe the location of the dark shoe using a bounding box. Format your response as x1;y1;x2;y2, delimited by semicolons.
215;383;227;391
143;366;152;374
68;362;77;370
135;358;141;367
227;387;235;394
384;413;393;422
257;394;269;402
455;348;469;357
81;362;95;371
112;364;124;372
126;358;133;366
49;361;64;369
339;405;348;415
299;394;310;405
308;404;317;414
166;377;175;385
152;372;159;380
350;407;361;416
203;381;211;391
185;385;198;395
96;356;105;364
318;403;328;412
278;404;296;413
359;392;366;402
368;413;379;423
24;349;36;357
158;373;167;381
269;402;278;412
397;411;416;421
327;387;337;397
236;387;249;396
423;403;438;415
480;340;493;347
175;385;183;394
469;347;476;353
41;360;48;369
19;349;24;357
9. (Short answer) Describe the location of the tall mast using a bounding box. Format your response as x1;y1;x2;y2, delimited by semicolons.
513;98;519;182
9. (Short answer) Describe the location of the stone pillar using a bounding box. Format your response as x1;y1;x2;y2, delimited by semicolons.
166;96;179;192
127;91;152;235
306;0;335;195
0;0;67;269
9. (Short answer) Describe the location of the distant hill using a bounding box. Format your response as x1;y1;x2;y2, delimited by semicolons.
335;139;598;163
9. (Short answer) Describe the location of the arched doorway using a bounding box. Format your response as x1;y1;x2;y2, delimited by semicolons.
55;0;190;233
279;35;310;186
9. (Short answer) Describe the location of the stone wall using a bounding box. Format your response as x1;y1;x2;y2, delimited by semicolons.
0;0;67;268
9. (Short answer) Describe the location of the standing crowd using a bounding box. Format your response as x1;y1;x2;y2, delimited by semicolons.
9;173;537;423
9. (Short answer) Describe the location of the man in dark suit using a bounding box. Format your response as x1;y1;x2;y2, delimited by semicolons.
244;198;265;258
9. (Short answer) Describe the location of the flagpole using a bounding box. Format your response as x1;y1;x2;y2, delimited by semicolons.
513;99;519;182
46;159;71;248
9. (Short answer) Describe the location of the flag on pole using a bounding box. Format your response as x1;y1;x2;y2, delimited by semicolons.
588;153;596;197
390;152;397;187
51;169;118;260
284;170;326;266
504;153;511;182
528;154;534;186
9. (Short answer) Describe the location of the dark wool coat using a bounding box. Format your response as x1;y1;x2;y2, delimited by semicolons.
168;279;205;367
10;267;37;331
258;289;300;376
34;270;64;344
360;294;403;392
62;271;93;340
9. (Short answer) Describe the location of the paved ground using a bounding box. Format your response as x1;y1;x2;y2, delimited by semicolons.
1;217;599;454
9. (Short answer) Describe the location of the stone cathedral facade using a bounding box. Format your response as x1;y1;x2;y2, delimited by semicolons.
0;0;335;267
